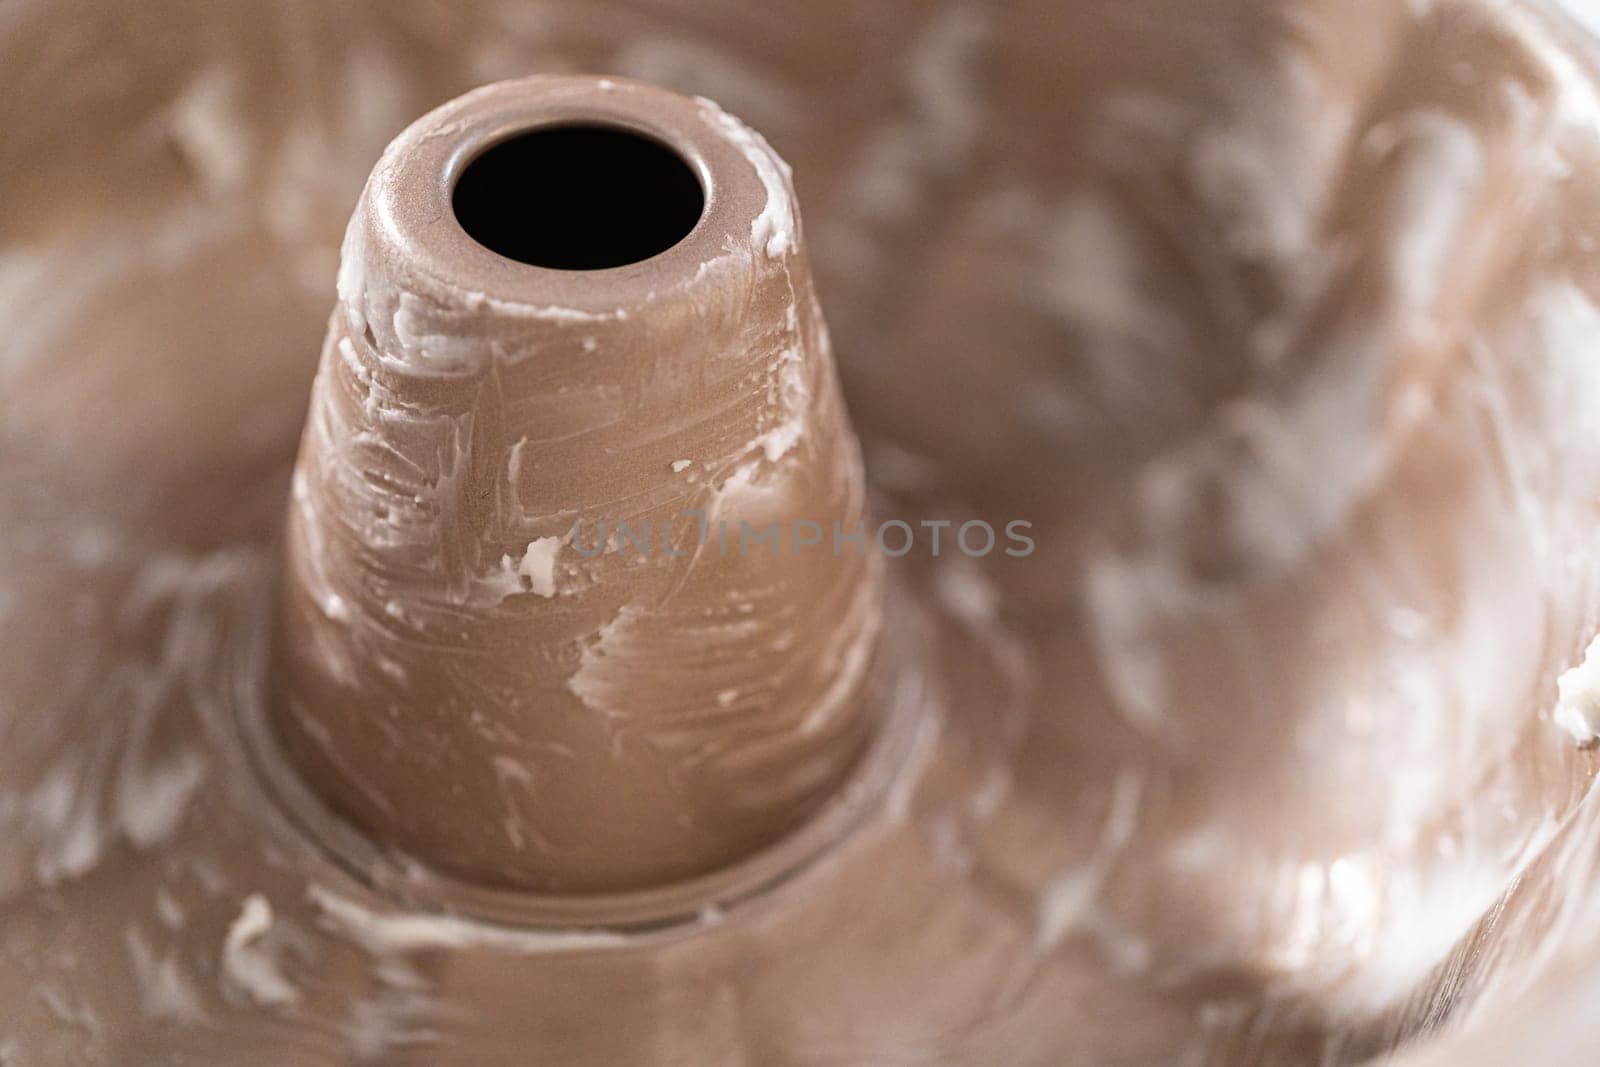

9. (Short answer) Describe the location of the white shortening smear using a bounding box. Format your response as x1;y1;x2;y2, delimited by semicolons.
1563;0;1600;35
222;894;298;1008
480;537;564;602
566;603;650;721
1083;552;1177;739
164;67;250;194
1036;768;1144;949
750;346;809;463
460;289;632;324
125;926;204;1024
1372;111;1485;312
1555;634;1600;744
336;211;370;336
753;411;805;464
513;537;563;598
1515;1;1600;132
310;886;631;955
698;97;796;259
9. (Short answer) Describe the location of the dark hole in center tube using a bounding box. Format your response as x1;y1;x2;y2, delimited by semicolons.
453;124;706;271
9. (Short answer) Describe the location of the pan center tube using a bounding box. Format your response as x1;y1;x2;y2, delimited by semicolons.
267;76;890;898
